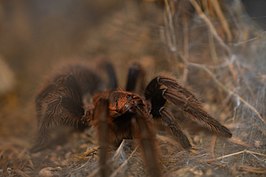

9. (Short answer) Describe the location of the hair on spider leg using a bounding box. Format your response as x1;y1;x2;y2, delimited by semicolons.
131;108;161;177
32;60;112;151
159;107;192;149
145;74;232;138
34;60;232;176
94;98;111;177
125;62;146;93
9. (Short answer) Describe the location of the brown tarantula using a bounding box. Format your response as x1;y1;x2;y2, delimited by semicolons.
33;60;232;177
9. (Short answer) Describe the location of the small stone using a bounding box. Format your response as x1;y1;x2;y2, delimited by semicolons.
206;168;213;176
7;167;13;175
39;167;62;177
193;135;201;144
65;152;72;159
254;140;261;148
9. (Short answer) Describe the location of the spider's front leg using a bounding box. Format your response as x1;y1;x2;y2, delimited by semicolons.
33;74;86;150
92;98;111;177
132;107;162;177
92;91;162;177
33;64;103;151
145;75;232;148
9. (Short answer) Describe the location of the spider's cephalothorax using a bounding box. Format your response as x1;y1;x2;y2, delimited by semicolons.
34;61;232;177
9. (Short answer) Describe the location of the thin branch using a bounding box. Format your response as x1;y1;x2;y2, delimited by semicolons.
189;0;231;56
211;0;232;42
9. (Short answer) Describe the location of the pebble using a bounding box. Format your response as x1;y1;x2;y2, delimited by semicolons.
39;167;62;177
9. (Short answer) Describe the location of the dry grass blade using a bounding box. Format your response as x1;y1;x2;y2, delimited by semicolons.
110;146;138;177
209;0;232;42
205;149;266;162
14;170;31;177
163;0;178;53
228;137;253;147
82;146;99;157
189;0;231;55
238;165;266;174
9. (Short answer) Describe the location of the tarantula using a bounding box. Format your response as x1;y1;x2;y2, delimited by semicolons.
33;60;232;177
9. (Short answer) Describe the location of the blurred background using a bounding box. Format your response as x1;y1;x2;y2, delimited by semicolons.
0;0;265;176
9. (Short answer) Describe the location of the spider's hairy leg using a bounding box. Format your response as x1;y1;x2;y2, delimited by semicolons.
163;87;232;138
159;107;192;149
125;62;146;92
99;60;118;89
145;75;232;138
93;98;111;177
34;83;56;151
33;74;87;151
35;84;56;126
132;108;161;177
